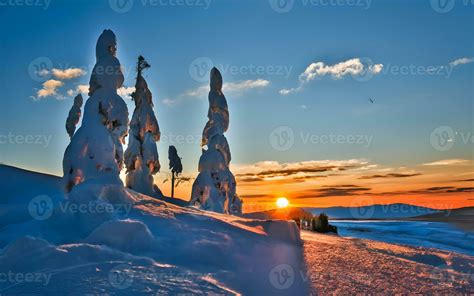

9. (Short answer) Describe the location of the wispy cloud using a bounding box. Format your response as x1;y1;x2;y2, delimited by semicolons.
165;78;270;106
422;159;469;166
280;58;383;95
51;68;86;80
65;85;134;98
449;57;474;68
298;185;372;198
358;173;422;179
67;84;89;97
224;79;269;93
35;79;64;100
233;159;368;184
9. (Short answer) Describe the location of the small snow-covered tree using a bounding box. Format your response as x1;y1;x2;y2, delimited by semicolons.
124;55;162;197
65;94;83;138
63;29;128;192
189;67;242;215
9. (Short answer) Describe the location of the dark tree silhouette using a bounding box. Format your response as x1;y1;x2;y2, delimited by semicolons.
168;145;183;198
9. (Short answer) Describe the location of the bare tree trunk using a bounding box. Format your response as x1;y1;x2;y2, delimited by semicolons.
171;173;175;198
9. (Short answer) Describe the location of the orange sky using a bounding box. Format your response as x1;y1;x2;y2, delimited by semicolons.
157;158;474;213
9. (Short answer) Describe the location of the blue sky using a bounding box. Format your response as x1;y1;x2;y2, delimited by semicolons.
0;0;473;206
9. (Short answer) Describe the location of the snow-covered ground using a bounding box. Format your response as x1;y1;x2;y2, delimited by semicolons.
332;220;474;256
302;231;474;294
0;165;308;295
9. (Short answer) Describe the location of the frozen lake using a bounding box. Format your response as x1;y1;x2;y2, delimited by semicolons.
331;220;474;256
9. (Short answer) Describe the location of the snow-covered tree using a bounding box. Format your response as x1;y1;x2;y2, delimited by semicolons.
65;94;83;138
124;55;162;197
189;68;243;215
62;29;128;192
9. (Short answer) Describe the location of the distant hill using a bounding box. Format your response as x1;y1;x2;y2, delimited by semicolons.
407;207;474;231
242;207;313;221
306;204;441;220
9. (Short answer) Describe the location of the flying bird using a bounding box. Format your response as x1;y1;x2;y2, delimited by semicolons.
369;98;374;103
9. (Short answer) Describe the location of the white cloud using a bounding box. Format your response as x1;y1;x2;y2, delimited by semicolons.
299;58;383;82
77;84;89;94
449;57;474;68
36;79;64;100
162;98;176;107
65;85;134;98
52;68;86;80
117;86;135;98
37;69;50;77
66;84;89;97
422;159;469;166
223;79;270;93
279;87;301;95
166;78;270;105
280;58;383;95
184;85;208;98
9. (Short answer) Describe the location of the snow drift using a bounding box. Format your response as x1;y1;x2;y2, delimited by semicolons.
0;164;308;295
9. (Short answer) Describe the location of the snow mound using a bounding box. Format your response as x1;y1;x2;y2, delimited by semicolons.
86;219;154;252
0;165;309;295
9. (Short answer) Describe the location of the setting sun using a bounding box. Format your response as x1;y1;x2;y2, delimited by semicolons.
276;197;289;209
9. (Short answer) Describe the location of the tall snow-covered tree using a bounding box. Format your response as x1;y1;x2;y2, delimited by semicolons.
62;29;129;192
124;55;162;197
189;67;243;215
65;94;83;138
